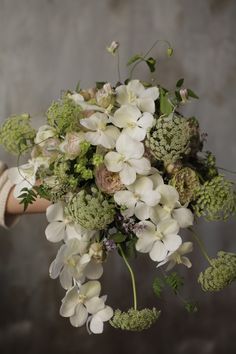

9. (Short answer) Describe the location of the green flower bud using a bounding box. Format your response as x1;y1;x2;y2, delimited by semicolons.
110;308;160;331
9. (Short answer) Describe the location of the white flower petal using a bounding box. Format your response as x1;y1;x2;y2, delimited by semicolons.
134;201;150;221
141;86;159;100
46;202;64;222
85;296;105;315
104;151;123;172
114;190;137;209
136;235;156;253
150;205;170;224
128;80;145;96
149;241;167;262
137;97;155;113
60;286;79;317
158;219;180;236
172;208;194;228
80;114;100;131
115;85;129;105
163;234;182;252
181;256;192;268
97;306;113;321
80;280;101;299
116;134;144;159
124;125;146;141
89;316;104;334
178;242;193;255
138;112;154;129
129;157;151;175
45;221;65;243
70;303;88;327
119;163;136;185
60;266;73;290
84;260;103;280
112;105;140;128
158;185;179;209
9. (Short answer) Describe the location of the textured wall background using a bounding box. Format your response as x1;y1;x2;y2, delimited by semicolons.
0;0;236;353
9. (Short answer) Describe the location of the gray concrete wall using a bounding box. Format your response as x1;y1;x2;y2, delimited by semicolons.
0;0;235;353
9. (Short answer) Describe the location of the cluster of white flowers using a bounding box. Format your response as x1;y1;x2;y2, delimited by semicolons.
7;79;194;334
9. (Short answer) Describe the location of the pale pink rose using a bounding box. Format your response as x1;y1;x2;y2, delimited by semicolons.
60;132;85;159
95;164;124;194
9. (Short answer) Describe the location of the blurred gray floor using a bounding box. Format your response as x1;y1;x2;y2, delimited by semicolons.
0;0;236;353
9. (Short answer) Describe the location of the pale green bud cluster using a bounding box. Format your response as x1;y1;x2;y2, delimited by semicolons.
0;114;36;155
65;188;115;230
110;308;160;331
145;114;191;164
92;153;104;167
193;175;236;221
170;167;200;205
198;251;236;292
47;96;82;134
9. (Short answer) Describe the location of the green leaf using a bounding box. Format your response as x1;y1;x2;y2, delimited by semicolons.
164;272;184;294
187;88;199;99
127;54;143;66
123;238;137;258
75;81;81;93
110;232;127;243
18;187;38;211
167;47;174;57
145;57;156;73
175;90;182;102
153;277;165;298
185;301;198;313
160;89;173;115
176;78;184;88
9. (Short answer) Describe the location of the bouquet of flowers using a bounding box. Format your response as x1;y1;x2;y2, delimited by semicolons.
0;41;235;334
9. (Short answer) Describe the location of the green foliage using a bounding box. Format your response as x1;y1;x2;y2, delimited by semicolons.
127;54;143;66
176;78;184;88
18;187;38;211
187;88;199;99
185;301;198;313
146;57;156;73
110;232;127;243
164;272;184;294
152;277;165;298
167;47;174;57
160;89;173;115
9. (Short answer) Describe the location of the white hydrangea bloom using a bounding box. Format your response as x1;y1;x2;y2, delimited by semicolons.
135;219;182;262
110;104;154;141
114;176;161;220
115;80;159;113
150;184;194;228
80;112;120;149
49;239;103;290
104;133;151;185
87;297;113;334
157;242;193;270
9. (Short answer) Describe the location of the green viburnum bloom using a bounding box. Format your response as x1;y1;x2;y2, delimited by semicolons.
110;308;160;331
193;175;236;221
145;114;191;164
65;188;115;230
198;251;236;292
170;167;200;205
0;114;36;155
47;95;82;134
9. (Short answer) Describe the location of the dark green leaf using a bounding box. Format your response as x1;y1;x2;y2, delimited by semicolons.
185;301;198;313
164;272;184;294
187;89;199;99
110;232;127;243
175;90;182;102
75;81;81;93
127;54;143;66
146;57;156;73
176;78;184;88
153;277;165;298
123;238;137;258
167;47;174;57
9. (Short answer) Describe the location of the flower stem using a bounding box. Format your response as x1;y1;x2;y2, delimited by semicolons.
118;244;137;310
188;227;213;266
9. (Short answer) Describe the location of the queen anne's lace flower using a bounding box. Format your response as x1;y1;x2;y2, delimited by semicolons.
110;308;160;331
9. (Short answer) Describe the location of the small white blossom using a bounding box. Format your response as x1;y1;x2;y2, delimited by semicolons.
104;133;151;185
115;80;159;113
34;125;56;146
80;112;120;149
157;242;193;270
135;219;182;262
110;104;154;141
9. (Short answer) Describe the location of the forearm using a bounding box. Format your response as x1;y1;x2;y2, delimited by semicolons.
6;185;51;215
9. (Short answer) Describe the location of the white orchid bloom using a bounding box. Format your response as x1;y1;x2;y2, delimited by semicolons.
45;202;98;246
80;112;120;149
34;125;56;146
157;242;193;271
49;239;103;290
150;184;194;228
7;157;49;198
104;133;151;185
60;281;101;327
114;176;161;220
115;80;159;113
135;219;182;262
110;104;154;141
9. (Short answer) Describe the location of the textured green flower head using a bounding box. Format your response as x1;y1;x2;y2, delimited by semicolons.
47;94;82;134
0;113;36;155
145;114;191;164
65;187;115;230
193;175;236;221
170;167;200;205
198;251;236;292
110;308;160;331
